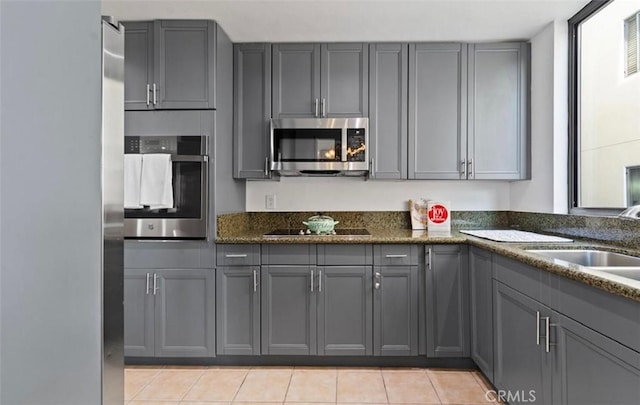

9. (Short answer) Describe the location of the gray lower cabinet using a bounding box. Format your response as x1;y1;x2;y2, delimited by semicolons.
233;43;272;179
216;266;261;355
368;43;408;180
123;20;218;110
493;281;551;404
469;247;494;380
551;310;640;405
272;43;368;118
373;265;419;356
124;268;215;357
261;265;317;355
468;42;530;180
317;266;373;355
408;43;467;180
124;269;155;357
425;245;470;358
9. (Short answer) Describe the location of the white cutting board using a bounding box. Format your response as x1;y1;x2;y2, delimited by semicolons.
459;230;573;243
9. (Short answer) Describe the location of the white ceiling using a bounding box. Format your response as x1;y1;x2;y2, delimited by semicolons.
102;0;590;42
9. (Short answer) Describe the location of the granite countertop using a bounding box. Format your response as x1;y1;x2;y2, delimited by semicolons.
216;228;640;303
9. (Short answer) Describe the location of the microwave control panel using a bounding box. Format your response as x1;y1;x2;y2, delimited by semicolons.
346;128;366;162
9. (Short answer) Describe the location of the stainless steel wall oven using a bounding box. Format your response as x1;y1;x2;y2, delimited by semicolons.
124;135;208;239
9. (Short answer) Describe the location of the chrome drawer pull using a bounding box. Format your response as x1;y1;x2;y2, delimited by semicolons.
385;254;408;258
225;254;248;258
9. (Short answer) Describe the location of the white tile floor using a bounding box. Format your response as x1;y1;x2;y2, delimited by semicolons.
125;366;497;404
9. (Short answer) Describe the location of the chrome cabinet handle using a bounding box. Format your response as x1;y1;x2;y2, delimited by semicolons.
146;84;150;106
545;316;550;353
314;98;319;117
321;98;326;117
461;159;467;178
153;273;158;295
225;254;248;258
468;159;473;176
385;254;407;258
152;83;157;105
369;158;375;178
310;269;314;292
318;270;322;292
536;311;541;345
145;273;151;295
253;269;258;293
427;248;432;270
264;156;269;177
374;272;381;289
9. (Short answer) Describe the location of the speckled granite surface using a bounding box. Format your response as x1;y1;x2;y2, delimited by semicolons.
216;210;640;303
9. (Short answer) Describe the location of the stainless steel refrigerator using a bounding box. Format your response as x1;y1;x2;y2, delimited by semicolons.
101;16;125;404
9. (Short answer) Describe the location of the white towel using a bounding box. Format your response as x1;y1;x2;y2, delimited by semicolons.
124;154;143;209
140;154;174;210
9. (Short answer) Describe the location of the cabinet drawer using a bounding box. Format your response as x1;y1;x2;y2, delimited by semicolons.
317;244;372;265
493;255;544;302
125;240;212;269
217;244;260;266
374;245;419;266
262;244;316;265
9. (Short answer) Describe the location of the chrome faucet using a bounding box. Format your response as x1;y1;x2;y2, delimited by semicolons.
618;205;640;219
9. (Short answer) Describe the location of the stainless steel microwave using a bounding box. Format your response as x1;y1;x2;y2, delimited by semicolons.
270;118;369;176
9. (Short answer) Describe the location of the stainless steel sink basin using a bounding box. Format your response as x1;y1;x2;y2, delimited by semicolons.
593;268;640;282
526;249;640;267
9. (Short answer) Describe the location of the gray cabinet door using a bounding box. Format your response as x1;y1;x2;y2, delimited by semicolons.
369;43;408;179
123;22;154;111
124;269;155;357
317;266;373;356
272;43;321;118
493;281;551;404
425;245;470;358
551;310;640;405
233;43;272;179
373;266;419;356
468;42;530;180
408;43;467;179
321;43;368;117
261;266;317;355
154;269;215;357
216;266;260;355
154;20;216;109
469;247;494;381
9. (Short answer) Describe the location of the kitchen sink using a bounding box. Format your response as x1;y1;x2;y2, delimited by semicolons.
593;268;640;282
526;249;640;267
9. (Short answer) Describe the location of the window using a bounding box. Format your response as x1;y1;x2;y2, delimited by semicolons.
625;12;639;76
569;0;640;214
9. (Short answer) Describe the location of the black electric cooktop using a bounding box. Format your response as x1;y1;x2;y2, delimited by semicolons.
263;228;371;238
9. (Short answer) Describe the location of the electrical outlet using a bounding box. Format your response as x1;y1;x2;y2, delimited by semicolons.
265;194;276;209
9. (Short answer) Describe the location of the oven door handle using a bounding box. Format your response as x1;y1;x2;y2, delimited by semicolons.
169;155;208;163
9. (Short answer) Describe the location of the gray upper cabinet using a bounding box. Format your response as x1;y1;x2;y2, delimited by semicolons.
369;43;408;179
425;245;470;358
468;42;530;180
373;265;419;356
123;22;154;111
261;265;317;355
317;266;373;356
409;43;467;180
272;43;368;118
123;20;217;110
469;247;494;381
233;43;272;179
321;43;369;117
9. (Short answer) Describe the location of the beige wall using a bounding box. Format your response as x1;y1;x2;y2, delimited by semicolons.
581;0;640;207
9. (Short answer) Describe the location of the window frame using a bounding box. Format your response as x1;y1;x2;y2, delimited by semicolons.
568;0;616;216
